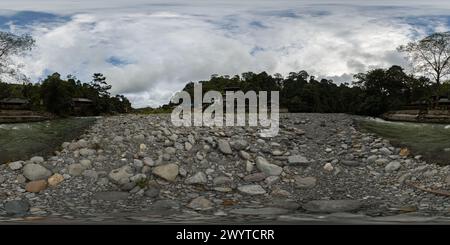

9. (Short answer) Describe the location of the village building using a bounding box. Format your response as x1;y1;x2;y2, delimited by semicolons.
0;98;30;110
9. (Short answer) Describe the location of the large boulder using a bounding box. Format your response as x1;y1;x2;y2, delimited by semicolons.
22;163;52;181
152;163;179;182
255;156;282;176
108;165;134;185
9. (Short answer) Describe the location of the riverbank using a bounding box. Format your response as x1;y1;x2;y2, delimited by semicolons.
382;110;450;124
0;110;54;124
1;113;450;223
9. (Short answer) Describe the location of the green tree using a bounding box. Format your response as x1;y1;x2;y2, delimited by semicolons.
40;73;73;116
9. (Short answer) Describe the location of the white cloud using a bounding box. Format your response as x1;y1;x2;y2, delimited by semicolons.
2;1;450;107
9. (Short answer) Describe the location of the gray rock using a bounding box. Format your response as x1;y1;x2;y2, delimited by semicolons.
185;172;207;185
187;196;213;211
287;155;309;165
143;157;154;166
68;164;85;176
185;142;193;151
237;184;266;195
8;161;24;170
83;170;99;180
151;199;181;210
379;147;392;155
244;172;267;182
239;150;251;160
80;159;92;169
30;156;44;163
4;200;30;215
367;155;378;163
213;176;233;186
295;176;317;189
22;163;52;181
255;156;282;176
231;139;248;150
152;163;179;182
108;165;134;185
79;148;95;156
93;191;129;201
303;200;362;213
385;161;401;172
375;158;389;165
144;187;160;198
218;139;233;154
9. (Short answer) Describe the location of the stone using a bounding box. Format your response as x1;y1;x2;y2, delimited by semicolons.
445;175;450;185
244;172;267;182
323;163;334;172
30;156;44;163
139;143;147;151
152;163;179;182
375;158;389;165
385;161;401;172
130;174;147;183
185;142;193;151
255;156;282;176
187;196;213;211
237;184;266;195
218;139;233;154
25;180;48;193
133;159;143;168
239;150;251;160
108;165;134;185
8;161;24;170
287;155;309;165
23;163;52;181
295;176;317;189
143;157;154;166
93;191;129;201
80;159;92;169
379;147;392;155
144;187;160;198
83;170;99;180
164;147;176;155
185;172;207;185
265;176;280;185
79;148;95;156
303;200;362;213
367;155;378;163
231;139;248;150
213;176;233;186
68;164;85;176
246;161;254;172
341;160;360;167
47;174;64;187
4;200;30;215
399;148;410;157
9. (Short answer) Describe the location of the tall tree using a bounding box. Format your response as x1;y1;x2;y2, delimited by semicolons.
0;31;35;79
398;31;450;86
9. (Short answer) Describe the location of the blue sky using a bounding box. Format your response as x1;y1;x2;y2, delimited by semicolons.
0;0;449;107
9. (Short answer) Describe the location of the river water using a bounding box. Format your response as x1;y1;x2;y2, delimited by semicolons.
357;117;450;165
0;117;97;164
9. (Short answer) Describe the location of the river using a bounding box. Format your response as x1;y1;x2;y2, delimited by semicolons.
357;117;450;165
0;117;97;164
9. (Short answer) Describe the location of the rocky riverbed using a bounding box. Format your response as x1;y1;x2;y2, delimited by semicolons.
1;113;450;224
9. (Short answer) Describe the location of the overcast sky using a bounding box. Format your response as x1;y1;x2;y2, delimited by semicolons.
1;0;449;107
